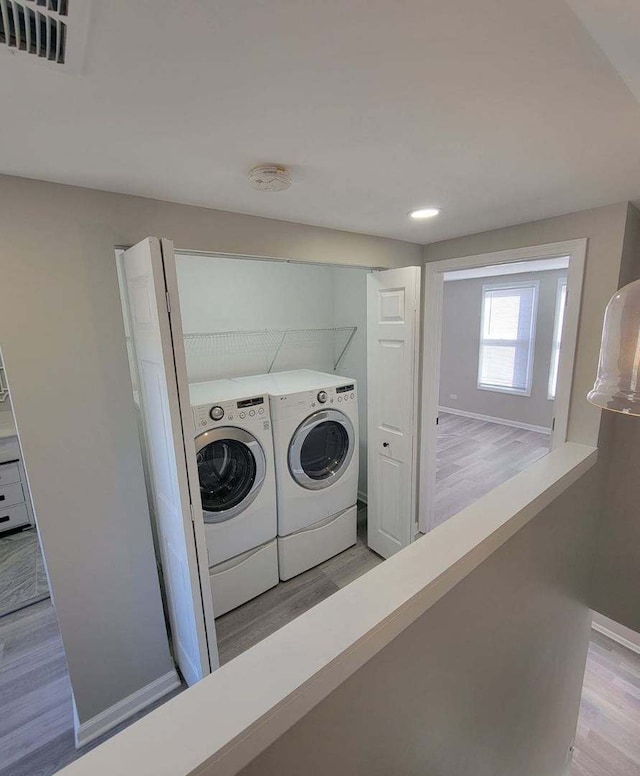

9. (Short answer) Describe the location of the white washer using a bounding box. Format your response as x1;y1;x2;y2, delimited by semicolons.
233;370;358;580
189;379;278;616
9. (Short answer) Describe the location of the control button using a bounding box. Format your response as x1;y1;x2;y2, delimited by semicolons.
201;420;207;426
258;408;265;415
209;406;224;421
351;393;355;399
249;410;256;417
228;414;234;420
239;412;246;419
337;396;342;402
317;390;328;404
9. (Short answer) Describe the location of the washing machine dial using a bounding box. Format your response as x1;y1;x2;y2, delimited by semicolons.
317;390;328;404
209;406;224;421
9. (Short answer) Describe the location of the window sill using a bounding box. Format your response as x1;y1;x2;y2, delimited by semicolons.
477;384;532;397
63;442;598;776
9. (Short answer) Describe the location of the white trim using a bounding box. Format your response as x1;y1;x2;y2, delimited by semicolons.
591;612;640;655
420;238;587;534
438;406;551;435
57;443;596;776
548;277;568;401
443;256;569;281
74;669;181;749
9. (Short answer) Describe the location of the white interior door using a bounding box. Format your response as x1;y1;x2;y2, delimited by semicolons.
123;237;218;685
367;266;421;558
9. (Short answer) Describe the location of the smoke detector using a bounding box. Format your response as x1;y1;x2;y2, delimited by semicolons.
248;165;292;192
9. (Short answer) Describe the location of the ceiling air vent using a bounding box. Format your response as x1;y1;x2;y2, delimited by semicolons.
0;0;91;72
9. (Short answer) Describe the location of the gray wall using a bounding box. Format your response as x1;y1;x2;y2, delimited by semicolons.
0;173;420;725
239;465;602;776
590;203;640;633
426;203;629;447
440;270;567;429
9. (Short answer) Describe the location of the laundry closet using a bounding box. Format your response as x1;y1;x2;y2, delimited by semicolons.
176;253;369;495
117;239;421;679
175;254;369;617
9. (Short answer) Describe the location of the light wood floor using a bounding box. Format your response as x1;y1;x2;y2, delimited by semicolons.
0;599;184;776
570;630;640;776
0;527;49;618
434;412;551;527
0;504;379;774
5;504;635;776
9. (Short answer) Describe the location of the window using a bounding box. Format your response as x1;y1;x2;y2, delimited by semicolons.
548;278;568;400
478;281;539;395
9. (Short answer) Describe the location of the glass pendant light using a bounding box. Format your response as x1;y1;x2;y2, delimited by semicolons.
588;279;640;415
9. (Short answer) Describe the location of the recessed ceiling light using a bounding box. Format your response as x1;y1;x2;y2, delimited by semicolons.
409;207;440;220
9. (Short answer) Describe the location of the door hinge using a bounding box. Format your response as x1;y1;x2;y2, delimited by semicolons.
551;417;556;431
166;291;171;314
435;416;439;425
189;502;196;523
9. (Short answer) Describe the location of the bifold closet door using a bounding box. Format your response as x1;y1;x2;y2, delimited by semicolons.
367;266;421;558
123;237;218;684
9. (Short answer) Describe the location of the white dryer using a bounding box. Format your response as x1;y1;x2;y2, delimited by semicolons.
233;370;358;580
189;379;278;616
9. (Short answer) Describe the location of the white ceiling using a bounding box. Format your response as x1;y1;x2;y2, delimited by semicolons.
2;0;640;243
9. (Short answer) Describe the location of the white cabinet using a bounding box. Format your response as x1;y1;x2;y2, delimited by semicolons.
0;439;34;534
0;504;29;532
0;462;20;487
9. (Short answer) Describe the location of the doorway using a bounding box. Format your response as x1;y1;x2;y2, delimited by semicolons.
116;239;422;676
420;241;586;533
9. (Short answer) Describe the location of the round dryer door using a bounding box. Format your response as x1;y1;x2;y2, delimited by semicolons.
288;409;355;491
195;428;266;523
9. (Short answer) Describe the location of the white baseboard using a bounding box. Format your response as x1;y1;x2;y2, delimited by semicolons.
74;669;181;749
438;406;551;435
591;612;640;655
357;490;368;505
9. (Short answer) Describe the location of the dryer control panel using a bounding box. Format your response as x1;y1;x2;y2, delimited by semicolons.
192;394;269;432
271;384;358;421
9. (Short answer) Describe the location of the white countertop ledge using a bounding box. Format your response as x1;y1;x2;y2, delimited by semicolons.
60;441;598;776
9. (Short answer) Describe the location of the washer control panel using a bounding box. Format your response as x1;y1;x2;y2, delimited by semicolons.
209;406;224;421
192;394;269;431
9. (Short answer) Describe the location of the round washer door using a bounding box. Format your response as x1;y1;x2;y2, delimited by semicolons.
195;427;266;523
288;409;355;491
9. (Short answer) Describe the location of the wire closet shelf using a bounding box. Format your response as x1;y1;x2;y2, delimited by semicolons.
183;327;357;383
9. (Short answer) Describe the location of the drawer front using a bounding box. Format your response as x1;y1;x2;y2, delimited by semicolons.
0;482;25;509
0;463;21;487
0;503;29;532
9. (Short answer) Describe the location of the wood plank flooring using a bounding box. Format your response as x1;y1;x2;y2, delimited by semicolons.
0;527;49;618
434;412;551;527
1;566;638;776
570;630;640;776
0;504;380;774
0;598;185;776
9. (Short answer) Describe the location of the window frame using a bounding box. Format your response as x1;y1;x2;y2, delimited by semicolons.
477;279;540;397
548;277;568;401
